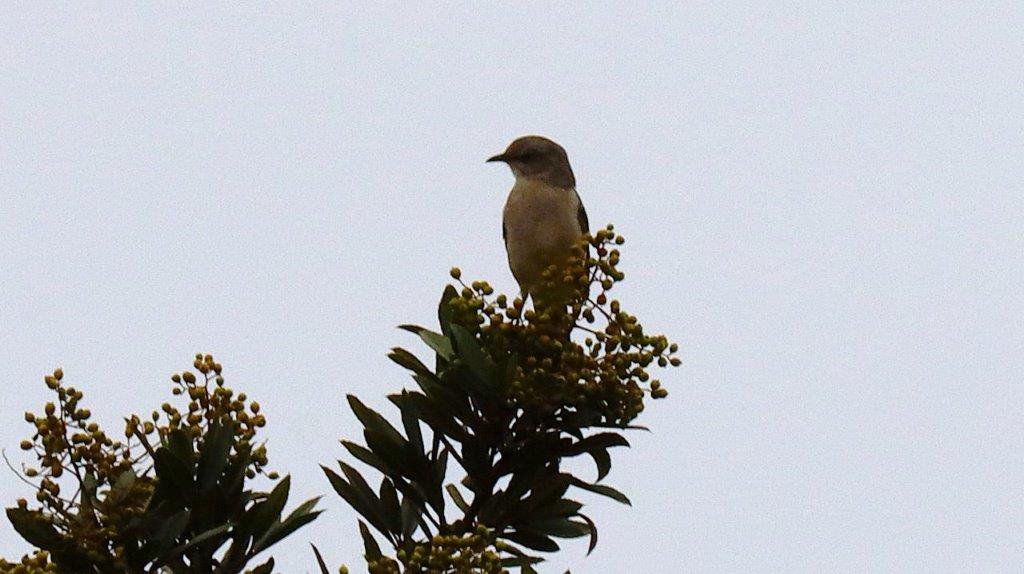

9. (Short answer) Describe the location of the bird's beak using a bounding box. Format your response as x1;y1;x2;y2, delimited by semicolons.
486;153;509;163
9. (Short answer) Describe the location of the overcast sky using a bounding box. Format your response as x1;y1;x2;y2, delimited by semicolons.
2;3;1022;573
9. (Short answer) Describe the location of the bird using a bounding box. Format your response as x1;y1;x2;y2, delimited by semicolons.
487;135;589;301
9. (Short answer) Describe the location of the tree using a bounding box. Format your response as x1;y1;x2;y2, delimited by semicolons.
320;227;679;573
3;225;679;574
1;355;321;573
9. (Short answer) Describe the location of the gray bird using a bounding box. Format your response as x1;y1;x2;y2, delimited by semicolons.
487;135;589;299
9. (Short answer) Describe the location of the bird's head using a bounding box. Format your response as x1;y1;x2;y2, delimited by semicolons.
487;135;576;189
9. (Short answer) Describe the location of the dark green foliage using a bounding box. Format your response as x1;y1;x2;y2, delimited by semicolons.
120;423;322;572
2;358;321;574
325;267;665;572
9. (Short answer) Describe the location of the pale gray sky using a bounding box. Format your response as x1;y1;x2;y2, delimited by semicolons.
2;3;1022;573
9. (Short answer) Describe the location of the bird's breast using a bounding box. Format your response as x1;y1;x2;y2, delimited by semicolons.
502;180;584;293
502;180;582;251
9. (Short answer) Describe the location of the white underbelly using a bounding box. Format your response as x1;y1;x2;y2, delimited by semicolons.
504;183;580;246
502;180;582;290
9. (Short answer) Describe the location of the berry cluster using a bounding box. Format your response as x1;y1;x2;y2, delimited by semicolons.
5;354;275;570
446;227;679;426
0;551;55;574
13;368;149;569
367;525;504;574
128;353;275;479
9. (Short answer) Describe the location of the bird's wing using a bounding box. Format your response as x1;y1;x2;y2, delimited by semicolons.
575;190;589;233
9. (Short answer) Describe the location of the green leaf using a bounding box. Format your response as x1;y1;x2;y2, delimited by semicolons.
563;433;628;481
399;325;454;361
341;441;388;475
364;428;416;480
399;495;421;539
243;475;291;540
498;543;545;571
347;395;408;449
253;499;323;554
358;520;383;561
410;375;472;421
579;513;599;555
477;490;511;525
509;473;572;522
590;448;611;482
150;509;189;552
324;466;371;526
506;529;560;552
109;469;137;503
389;391;468;442
80;472;98;505
165;428;195;468
445;484;469;513
506;466;543;500
569;477;631;505
438;284;459;335
450;324;495;393
197;420;233;490
221;443;251;496
157;523;231;566
461;434;494;481
529;472;572;503
528;517;591;539
400;395;424;457
5;508;63;550
311;543;330;574
541;498;584;518
500;556;543;574
493;433;567;476
284;496;322;521
387;347;433;378
378;479;402;536
564;432;629;456
249;557;274;574
152;447;195;500
348;397;415;480
324;462;392;542
428;449;449;515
